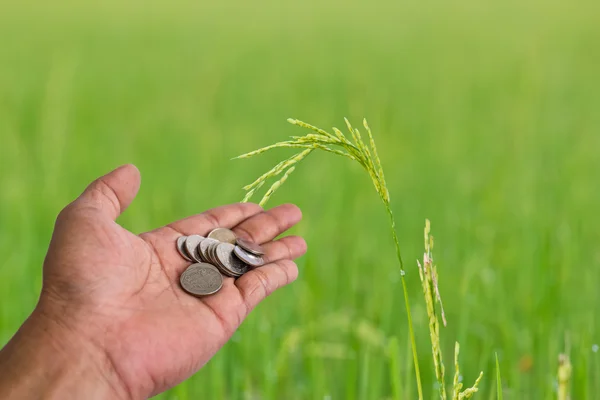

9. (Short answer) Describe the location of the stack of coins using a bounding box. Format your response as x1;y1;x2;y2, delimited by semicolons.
176;228;266;297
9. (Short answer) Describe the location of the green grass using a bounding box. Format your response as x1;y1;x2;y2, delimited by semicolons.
496;353;503;400
1;0;600;398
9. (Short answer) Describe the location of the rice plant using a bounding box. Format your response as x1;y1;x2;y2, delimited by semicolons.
557;350;572;400
236;117;483;398
419;220;482;399
236;117;422;396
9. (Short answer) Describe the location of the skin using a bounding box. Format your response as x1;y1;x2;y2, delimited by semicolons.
0;164;307;399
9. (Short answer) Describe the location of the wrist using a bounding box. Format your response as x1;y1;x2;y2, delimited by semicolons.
0;307;131;400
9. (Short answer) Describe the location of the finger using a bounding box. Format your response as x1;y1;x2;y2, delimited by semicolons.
261;235;307;264
71;164;141;221
233;203;302;244
184;236;307;330
234;259;299;314
229;235;306;315
160;202;263;237
141;203;263;277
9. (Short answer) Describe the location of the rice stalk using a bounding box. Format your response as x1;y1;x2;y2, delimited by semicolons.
419;220;483;400
242;180;265;203
418;220;446;399
363;118;388;200
259;166;297;207
287;118;342;143
459;372;483;400
233;142;316;158
236;117;423;398
291;133;339;145
451;342;483;400
557;353;572;400
452;343;462;400
242;149;313;191
237;118;489;399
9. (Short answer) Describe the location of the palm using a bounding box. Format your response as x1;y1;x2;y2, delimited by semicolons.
41;165;305;398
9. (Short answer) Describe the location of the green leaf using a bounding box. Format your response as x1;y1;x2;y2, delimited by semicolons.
495;353;503;400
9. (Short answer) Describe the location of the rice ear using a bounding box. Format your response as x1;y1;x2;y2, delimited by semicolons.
237;118;428;399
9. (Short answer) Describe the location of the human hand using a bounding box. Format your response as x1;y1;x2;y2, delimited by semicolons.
0;164;306;399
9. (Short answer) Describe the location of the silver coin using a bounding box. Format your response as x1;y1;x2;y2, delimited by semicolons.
206;239;224;275
208;241;220;265
208;228;237;244
199;238;220;263
209;242;235;277
236;237;265;256
205;241;219;267
176;236;192;262
234;245;265;268
185;235;205;263
216;243;250;276
180;263;223;296
194;246;204;263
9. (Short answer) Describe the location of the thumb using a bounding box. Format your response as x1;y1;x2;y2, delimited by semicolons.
73;164;141;221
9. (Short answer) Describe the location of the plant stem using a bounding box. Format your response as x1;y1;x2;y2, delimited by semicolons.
385;202;423;400
495;353;503;400
240;118;425;399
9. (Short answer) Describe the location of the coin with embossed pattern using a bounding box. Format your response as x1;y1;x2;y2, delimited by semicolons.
180;263;223;296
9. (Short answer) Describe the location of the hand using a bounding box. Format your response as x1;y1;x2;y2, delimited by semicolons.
0;164;306;399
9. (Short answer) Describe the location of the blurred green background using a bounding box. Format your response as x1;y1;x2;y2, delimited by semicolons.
1;0;599;398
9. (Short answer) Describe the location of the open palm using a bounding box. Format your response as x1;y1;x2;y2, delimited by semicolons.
40;164;306;399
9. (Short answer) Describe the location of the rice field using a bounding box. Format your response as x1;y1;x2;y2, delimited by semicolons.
1;0;599;398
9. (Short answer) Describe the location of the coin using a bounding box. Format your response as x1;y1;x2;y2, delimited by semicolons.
206;240;225;276
216;243;250;276
194;246;204;263
234;245;265;268
199;238;219;263
208;241;220;265
209;242;235;277
176;236;192;262
236;237;265;256
208;228;237;244
185;235;205;263
180;263;223;296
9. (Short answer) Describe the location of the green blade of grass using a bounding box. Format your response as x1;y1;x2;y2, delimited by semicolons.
495;353;503;400
388;336;402;400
